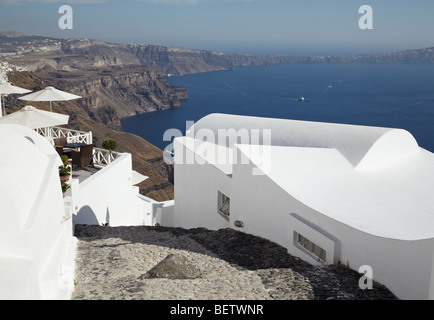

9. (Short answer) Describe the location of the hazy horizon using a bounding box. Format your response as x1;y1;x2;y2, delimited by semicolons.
1;0;433;57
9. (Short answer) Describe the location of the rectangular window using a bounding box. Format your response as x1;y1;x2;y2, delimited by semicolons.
295;232;327;263
218;191;230;219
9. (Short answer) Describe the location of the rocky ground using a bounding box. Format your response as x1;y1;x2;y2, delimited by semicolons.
71;225;397;300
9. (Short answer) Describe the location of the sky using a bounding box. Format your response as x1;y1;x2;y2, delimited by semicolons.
0;0;433;56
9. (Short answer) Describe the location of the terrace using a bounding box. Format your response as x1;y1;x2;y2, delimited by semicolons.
37;126;121;182
33;124;170;229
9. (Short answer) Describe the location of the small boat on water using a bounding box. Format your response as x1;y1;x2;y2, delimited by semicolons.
299;97;310;102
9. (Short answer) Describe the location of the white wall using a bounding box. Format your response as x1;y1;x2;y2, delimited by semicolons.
172;136;434;299
154;200;175;227
173;138;232;230
137;194;158;226
73;153;152;227
230;149;434;300
230;148;301;248
0;124;76;300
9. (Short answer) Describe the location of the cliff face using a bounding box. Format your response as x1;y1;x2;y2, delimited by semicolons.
41;39;323;75
128;45;268;75
45;39;434;75
34;65;187;130
3;35;434;76
350;47;434;64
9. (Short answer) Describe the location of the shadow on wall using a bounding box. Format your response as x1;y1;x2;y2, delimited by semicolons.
74;205;99;225
105;208;110;226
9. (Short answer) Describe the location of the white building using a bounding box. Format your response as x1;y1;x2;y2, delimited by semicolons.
0;123;166;299
170;113;434;300
0;124;77;299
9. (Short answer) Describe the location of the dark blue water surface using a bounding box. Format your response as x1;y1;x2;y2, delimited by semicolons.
121;63;434;152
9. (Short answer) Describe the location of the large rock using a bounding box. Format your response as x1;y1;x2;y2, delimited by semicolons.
140;254;201;280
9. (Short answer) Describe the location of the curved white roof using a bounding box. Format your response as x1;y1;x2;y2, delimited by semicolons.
0;124;61;232
183;113;434;241
189;113;420;170
238;143;434;241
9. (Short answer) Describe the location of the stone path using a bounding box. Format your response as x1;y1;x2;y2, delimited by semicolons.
71;225;397;300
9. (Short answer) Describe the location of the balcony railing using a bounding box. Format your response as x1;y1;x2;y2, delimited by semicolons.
37;126;121;167
93;147;121;167
36;126;92;145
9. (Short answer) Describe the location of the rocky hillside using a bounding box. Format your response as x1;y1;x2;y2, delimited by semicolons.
5;37;290;75
34;65;187;130
349;47;434;64
6;71;174;201
126;44;309;75
6;37;350;75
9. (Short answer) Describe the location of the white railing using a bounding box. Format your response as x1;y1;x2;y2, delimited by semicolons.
36;126;92;144
37;126;121;168
92;147;122;167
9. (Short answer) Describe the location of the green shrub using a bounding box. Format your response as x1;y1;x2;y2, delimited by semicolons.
60;155;69;163
59;164;71;176
102;138;118;151
61;180;70;193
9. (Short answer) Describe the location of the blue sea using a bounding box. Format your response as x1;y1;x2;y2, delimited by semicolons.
121;63;434;152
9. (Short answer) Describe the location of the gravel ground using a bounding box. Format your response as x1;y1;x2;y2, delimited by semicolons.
71;225;397;300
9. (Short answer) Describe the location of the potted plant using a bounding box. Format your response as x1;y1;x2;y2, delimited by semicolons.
61;180;70;198
60;155;69;165
59;163;71;182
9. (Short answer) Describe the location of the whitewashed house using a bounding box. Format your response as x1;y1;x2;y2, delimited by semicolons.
170;113;434;300
0;123;164;299
0;124;77;299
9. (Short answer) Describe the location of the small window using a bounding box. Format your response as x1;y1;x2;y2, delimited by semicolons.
295;232;326;263
218;191;230;219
